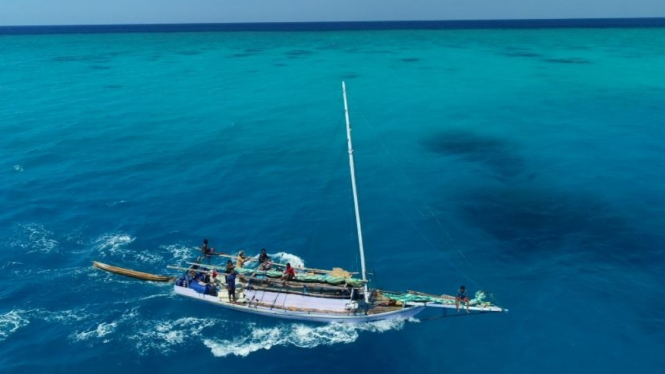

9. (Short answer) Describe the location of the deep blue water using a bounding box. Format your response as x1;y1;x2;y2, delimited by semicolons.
1;25;664;373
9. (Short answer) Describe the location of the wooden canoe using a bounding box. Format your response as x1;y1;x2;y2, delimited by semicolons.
92;261;175;282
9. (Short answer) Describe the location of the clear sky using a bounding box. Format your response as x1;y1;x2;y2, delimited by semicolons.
1;0;664;26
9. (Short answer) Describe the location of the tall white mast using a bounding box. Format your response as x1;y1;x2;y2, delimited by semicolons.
341;81;370;304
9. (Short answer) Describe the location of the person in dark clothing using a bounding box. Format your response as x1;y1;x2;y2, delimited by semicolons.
226;270;237;303
225;260;235;274
456;285;470;313
258;248;272;270
201;239;215;264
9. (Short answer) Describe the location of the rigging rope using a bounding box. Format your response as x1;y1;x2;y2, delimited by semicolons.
361;116;484;290
282;116;347;264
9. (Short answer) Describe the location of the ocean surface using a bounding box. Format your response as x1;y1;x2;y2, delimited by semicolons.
1;22;664;373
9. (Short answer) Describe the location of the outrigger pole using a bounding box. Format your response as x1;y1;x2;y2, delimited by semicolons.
213;253;359;276
342;81;370;304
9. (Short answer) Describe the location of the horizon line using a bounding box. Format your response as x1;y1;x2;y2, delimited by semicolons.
2;17;664;35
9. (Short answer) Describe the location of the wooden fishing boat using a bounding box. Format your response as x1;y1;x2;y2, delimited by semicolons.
166;82;507;322
93;261;175;282
93;82;506;322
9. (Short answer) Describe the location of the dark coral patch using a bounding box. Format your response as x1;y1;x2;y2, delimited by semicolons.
503;52;542;58
51;52;119;63
543;57;591;64
176;50;202;56
284;50;315;58
422;130;524;179
456;186;630;258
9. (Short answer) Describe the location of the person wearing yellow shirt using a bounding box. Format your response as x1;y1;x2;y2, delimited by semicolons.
236;250;248;268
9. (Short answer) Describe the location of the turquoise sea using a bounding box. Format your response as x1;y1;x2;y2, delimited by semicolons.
1;23;664;373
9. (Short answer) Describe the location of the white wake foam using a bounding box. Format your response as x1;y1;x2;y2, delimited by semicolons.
93;232;144;263
106;200;127;207
71;321;118;342
13;164;23;172
129;317;217;355
0;310;30;342
107;291;173;306
36;308;96;324
1;307;126;343
133;251;163;264
0;261;23;271
9;223;59;253
272;252;306;269
161;243;197;264
69;307;139;344
203;318;413;358
94;233;135;256
21;299;415;357
95;234;167;264
64;230;85;247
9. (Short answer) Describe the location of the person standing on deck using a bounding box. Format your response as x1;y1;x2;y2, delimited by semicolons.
201;239;214;264
225;260;235;274
456;285;470;313
226;270;237;303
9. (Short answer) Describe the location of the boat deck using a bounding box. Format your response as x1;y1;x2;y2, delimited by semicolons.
174;284;424;323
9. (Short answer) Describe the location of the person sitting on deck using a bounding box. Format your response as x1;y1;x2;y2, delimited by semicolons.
226;270;237;303
236;250;248;268
456;285;470;313
225;260;235;274
282;263;297;282
258;248;271;270
201;239;214;263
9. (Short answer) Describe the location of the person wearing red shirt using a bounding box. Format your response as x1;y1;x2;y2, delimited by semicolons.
282;263;297;281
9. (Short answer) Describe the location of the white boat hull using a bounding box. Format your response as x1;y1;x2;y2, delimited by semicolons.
244;288;352;312
405;301;506;313
174;285;424;323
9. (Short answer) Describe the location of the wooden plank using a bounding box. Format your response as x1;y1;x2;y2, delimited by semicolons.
168;265;355;291
407;290;455;299
212;253;359;275
93;261;174;282
181;262;365;286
